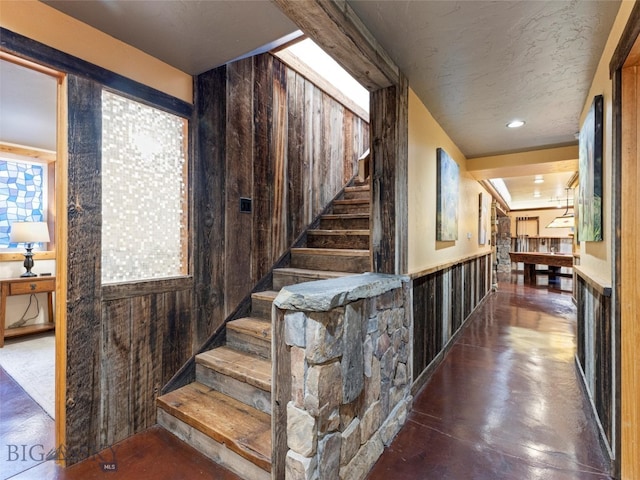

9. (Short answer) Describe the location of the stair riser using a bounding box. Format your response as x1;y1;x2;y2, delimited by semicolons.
226;329;271;360
343;190;370;200
319;217;369;230
273;272;343;290
333;203;369;214
307;234;369;250
158;410;270;480
291;252;370;273
251;296;273;319
196;365;271;415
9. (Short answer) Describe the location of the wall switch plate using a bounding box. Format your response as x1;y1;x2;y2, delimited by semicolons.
240;197;252;213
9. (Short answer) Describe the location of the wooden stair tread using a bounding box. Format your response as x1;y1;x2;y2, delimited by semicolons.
157;382;271;472
319;213;370;230
307;229;369;236
197;346;271;392
274;267;350;279
344;185;370;192
252;290;279;301
227;317;271;339
321;213;369;219
272;267;352;290
292;247;369;256
333;198;369;205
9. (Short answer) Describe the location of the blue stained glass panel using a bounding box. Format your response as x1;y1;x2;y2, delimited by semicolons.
0;160;44;248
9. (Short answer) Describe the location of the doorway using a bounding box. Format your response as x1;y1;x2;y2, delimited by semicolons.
0;52;67;473
619;34;640;480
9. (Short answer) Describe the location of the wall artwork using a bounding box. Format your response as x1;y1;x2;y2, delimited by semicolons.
478;192;489;245
436;147;459;241
578;94;604;242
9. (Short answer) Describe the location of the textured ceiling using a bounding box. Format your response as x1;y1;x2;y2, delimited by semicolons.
40;0;621;159
2;0;624;208
348;0;621;158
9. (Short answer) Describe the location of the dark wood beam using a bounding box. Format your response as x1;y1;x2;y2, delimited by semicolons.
271;0;398;91
609;1;640;75
370;74;408;274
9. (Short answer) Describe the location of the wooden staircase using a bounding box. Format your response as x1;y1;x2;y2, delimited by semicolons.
157;182;370;479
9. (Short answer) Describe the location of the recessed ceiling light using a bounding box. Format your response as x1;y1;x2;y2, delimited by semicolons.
534;175;544;184
507;120;525;128
533;191;541;198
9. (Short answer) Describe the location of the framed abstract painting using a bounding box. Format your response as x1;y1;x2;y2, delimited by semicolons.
578;95;604;242
436;148;459;241
478;192;489;245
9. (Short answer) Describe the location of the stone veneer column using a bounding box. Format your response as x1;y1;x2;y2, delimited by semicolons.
273;273;413;480
497;216;512;272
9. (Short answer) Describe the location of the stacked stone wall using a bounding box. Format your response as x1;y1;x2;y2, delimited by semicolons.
274;274;413;480
497;216;512;272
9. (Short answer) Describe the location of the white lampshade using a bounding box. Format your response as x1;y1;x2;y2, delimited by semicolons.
9;222;50;244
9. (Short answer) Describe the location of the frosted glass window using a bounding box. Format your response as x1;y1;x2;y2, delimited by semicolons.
0;159;46;248
101;90;188;283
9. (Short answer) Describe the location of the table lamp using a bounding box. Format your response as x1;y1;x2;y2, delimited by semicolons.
9;222;50;277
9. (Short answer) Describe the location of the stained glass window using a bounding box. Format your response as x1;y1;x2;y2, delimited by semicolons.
0;159;45;248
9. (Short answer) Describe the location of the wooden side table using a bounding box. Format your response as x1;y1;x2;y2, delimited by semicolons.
0;276;56;348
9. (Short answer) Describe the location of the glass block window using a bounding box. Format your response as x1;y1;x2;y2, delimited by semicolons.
0;159;46;248
101;90;188;283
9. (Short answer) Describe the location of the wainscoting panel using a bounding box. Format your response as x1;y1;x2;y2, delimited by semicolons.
574;267;614;461
412;253;491;389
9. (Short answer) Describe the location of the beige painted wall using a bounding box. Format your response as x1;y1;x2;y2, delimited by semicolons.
577;0;635;282
0;1;193;103
408;88;492;274
509;208;575;239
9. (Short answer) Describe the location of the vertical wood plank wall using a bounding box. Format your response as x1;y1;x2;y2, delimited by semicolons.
100;285;193;445
65;74;103;463
575;272;613;462
4;28;368;465
370;75;409;275
194;53;369;344
411;253;492;387
65;73;196;464
194;66;227;347
1;29;196;466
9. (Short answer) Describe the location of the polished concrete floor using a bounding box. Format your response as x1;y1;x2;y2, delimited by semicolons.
366;274;611;480
1;274;611;479
0;367;55;480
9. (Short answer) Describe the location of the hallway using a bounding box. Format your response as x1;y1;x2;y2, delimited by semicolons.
2;275;612;479
367;275;612;479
